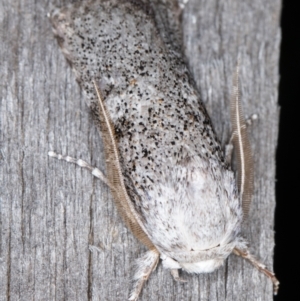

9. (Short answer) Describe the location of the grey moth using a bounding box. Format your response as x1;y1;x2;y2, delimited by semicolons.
49;1;279;300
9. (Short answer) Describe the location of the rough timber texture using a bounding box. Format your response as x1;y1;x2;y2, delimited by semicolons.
0;0;281;301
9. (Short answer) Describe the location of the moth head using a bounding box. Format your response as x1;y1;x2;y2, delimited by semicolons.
180;258;225;273
179;238;248;274
161;238;247;274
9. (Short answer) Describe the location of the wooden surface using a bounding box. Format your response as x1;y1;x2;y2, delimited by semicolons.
0;0;281;300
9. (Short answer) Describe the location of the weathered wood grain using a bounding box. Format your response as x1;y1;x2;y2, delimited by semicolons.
0;0;281;300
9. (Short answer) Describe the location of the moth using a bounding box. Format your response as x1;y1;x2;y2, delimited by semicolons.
49;1;279;300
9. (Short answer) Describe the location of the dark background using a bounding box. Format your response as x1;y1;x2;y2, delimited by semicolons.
275;0;299;300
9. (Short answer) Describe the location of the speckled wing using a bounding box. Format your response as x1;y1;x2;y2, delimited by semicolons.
50;0;242;254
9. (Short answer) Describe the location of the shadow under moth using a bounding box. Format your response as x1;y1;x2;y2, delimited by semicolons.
49;0;279;300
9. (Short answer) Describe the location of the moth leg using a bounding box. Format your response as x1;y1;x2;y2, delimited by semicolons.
160;254;186;282
48;151;112;188
225;144;234;166
245;113;258;127
129;250;160;301
170;269;187;282
225;114;258;165
233;247;279;295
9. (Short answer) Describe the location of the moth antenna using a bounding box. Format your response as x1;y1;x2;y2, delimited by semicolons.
234;247;279;295
230;61;254;219
92;81;156;250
